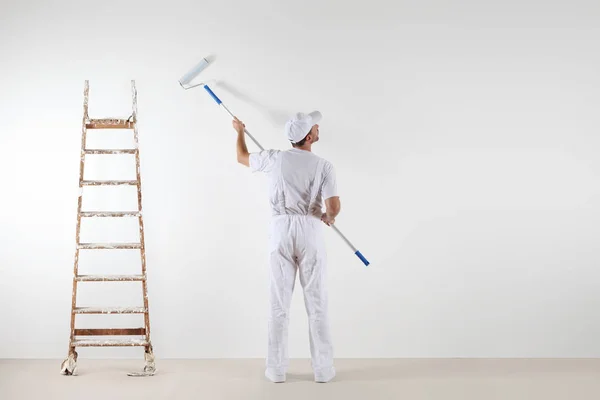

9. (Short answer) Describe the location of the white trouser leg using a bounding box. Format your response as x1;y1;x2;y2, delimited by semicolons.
266;218;297;380
296;217;335;381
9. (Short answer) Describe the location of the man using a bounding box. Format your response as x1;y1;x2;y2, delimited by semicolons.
232;111;340;383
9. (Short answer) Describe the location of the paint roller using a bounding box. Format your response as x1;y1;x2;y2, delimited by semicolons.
179;57;370;267
179;58;263;151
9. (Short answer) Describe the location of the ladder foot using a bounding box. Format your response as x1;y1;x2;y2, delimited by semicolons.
144;345;156;373
127;346;156;377
60;351;78;376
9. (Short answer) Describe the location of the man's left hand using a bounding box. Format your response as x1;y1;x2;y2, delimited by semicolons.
232;117;245;134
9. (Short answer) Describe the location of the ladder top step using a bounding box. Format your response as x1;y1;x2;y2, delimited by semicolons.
81;180;138;186
84;149;137;154
72;339;148;347
76;275;146;282
80;211;141;217
78;243;142;250
74;307;147;314
86;119;135;129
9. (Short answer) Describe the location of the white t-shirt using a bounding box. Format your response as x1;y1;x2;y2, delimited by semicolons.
249;148;337;216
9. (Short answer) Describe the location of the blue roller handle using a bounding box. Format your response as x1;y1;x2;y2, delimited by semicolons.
204;85;222;104
355;250;370;266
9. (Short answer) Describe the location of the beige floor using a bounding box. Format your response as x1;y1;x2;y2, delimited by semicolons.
1;358;600;400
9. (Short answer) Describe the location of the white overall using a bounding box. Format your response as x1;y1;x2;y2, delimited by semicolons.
265;152;335;383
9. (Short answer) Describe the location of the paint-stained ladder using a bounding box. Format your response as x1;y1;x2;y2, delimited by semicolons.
60;81;155;377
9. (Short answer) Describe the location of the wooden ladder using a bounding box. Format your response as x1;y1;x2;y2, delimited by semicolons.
61;81;155;376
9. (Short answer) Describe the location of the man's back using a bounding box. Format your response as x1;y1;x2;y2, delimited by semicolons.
250;148;337;217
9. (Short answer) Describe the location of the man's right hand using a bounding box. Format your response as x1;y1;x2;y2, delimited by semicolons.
321;213;335;226
322;197;341;226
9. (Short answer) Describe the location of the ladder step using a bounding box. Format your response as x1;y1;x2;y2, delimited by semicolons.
80;211;141;217
81;180;138;186
74;328;146;336
86;119;134;129
84;149;137;155
78;243;142;250
73;339;148;347
74;307;147;314
76;275;146;282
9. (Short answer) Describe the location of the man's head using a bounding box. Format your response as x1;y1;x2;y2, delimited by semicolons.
285;111;322;149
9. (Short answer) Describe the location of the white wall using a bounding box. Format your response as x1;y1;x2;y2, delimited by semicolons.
1;0;600;359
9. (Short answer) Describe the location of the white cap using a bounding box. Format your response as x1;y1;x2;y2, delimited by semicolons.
285;111;322;143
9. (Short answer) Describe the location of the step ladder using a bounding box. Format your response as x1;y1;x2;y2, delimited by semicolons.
61;80;155;377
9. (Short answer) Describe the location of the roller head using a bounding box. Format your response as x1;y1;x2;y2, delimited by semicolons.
179;57;211;89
